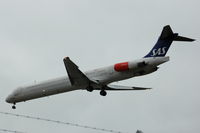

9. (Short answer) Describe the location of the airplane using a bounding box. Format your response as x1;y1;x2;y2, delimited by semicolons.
5;25;195;109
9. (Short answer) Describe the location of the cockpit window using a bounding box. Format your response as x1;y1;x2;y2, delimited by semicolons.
13;87;23;96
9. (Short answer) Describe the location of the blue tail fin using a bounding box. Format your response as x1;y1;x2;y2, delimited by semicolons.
144;25;195;58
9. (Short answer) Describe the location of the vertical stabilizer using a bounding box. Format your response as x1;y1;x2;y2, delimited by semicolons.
144;25;195;58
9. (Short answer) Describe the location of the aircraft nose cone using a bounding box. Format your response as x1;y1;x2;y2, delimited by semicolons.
5;95;13;103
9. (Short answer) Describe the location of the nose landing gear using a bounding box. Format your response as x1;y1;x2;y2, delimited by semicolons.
12;103;16;109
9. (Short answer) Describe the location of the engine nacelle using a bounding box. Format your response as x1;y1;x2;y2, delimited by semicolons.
114;56;169;72
114;61;140;72
114;62;129;72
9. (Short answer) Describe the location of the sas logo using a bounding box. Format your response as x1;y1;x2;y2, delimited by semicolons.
151;47;167;56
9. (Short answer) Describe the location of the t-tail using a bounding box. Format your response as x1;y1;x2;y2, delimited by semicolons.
144;25;195;58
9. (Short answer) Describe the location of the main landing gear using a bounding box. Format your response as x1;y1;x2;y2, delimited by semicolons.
12;103;16;109
86;86;94;92
86;86;107;96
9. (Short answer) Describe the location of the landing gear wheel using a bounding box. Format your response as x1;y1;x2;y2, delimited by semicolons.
100;90;107;96
12;105;16;109
86;86;94;92
12;103;16;109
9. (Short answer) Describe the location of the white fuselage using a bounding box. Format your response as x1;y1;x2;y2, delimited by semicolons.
6;57;169;103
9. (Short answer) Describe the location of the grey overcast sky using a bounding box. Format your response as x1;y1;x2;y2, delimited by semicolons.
0;0;200;133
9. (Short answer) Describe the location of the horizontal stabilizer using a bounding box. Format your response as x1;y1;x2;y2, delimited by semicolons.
160;25;195;41
174;35;195;42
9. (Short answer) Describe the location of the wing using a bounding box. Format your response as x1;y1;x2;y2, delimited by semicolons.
104;84;152;91
63;57;90;86
63;57;151;91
